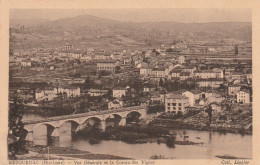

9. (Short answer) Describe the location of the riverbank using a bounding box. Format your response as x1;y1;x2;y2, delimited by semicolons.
76;124;203;147
19;145;130;160
149;118;252;135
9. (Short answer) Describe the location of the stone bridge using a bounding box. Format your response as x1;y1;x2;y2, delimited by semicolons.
24;106;147;141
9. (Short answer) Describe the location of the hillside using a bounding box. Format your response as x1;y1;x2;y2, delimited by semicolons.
10;14;252;50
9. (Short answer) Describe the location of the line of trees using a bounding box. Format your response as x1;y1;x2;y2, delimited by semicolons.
8;97;28;159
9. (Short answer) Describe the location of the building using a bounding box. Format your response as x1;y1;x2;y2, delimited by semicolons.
96;60;119;73
228;85;241;95
88;89;108;96
180;72;192;80
113;87;126;98
196;79;223;88
194;69;224;79
236;90;250;104
207;93;225;104
170;69;182;78
65;43;72;50
178;56;185;64
80;55;92;62
165;93;189;114
34;87;58;101
44;87;57;95
210;103;222;113
151;68;167;78
140;66;152;76
57;86;80;98
35;89;44;101
20;61;32;67
108;99;123;109
182;90;201;106
49;66;55;70
71;78;85;85
143;85;155;92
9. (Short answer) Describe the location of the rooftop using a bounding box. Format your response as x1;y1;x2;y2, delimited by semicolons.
96;60;118;63
166;93;187;99
113;87;126;90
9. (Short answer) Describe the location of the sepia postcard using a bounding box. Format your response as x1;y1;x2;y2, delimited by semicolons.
0;0;260;165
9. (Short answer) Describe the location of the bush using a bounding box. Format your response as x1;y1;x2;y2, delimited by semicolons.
147;105;165;114
99;132;112;140
166;136;176;148
120;132;139;143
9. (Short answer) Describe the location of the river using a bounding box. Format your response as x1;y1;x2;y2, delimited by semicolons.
23;113;252;159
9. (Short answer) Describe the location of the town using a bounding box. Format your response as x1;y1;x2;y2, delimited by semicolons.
9;37;252;133
8;11;252;160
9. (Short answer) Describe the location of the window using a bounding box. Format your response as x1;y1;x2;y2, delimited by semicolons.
178;103;182;106
173;107;176;110
168;103;170;106
179;107;182;110
172;103;176;106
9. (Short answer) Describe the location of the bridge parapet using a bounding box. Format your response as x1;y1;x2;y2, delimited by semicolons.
24;105;147;125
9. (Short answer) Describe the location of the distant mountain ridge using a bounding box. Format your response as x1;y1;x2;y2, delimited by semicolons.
10;13;252;42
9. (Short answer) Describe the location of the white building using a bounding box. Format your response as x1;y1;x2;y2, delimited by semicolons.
35;89;44;101
113;87;126;98
178;56;185;64
20;61;32;67
108;99;124;109
196;79;223;88
165;93;189;114
194;69;224;79
88;89;108;96
182;91;201;106
236;90;250;104
140;66;152;76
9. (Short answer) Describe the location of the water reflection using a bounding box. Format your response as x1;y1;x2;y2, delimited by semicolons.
32;129;252;159
209;131;212;144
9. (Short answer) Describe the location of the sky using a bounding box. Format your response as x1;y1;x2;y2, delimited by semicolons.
10;8;251;23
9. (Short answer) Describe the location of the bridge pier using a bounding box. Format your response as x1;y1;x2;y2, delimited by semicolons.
118;117;126;126
25;131;33;141
51;127;59;137
101;120;106;130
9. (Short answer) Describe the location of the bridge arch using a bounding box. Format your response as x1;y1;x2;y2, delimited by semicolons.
58;119;80;128
104;113;123;120
81;116;103;125
124;110;143;124
33;122;57;130
126;110;142;118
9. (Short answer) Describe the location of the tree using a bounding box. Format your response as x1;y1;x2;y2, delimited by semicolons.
129;77;144;94
115;66;121;73
98;70;111;77
166;135;176;148
159;78;164;87
147;105;164;114
206;104;213;125
8;96;28;159
84;76;94;90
